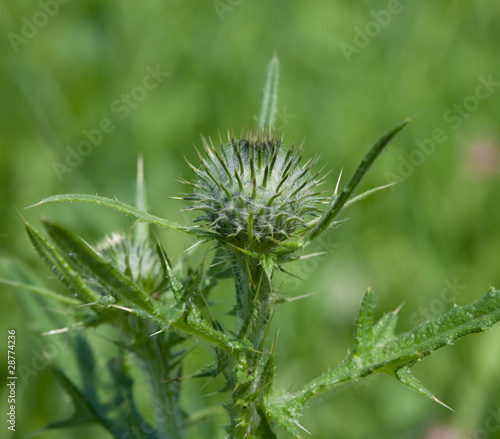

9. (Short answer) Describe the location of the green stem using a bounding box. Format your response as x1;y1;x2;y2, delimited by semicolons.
286;356;357;408
232;253;273;349
225;253;275;437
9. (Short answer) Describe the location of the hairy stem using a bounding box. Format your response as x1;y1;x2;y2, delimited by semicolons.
225;253;276;437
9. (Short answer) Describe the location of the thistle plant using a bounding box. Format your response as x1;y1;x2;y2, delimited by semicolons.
4;57;500;438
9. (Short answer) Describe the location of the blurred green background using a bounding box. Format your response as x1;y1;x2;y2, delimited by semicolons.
1;1;499;438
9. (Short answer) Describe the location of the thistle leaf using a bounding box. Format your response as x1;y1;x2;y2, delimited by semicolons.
41;219;159;316
261;331;278;399
24;222;100;303
343;183;397;209
42;366;130;437
174;305;253;354
264;403;304;439
281;287;500;412
43;361;156;439
155;238;184;301
371;306;400;345
354;288;374;353
260;254;278;281
0;277;80;306
395;366;453;411
258;55;280;132
306;117;410;243
381;287;500;363
44;366;101;429
255;407;278;439
29;193;211;238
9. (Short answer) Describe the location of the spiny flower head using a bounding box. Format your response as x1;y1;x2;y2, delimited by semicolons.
181;132;327;254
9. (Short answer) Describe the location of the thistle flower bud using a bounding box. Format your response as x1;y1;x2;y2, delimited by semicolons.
182;132;326;254
97;233;165;294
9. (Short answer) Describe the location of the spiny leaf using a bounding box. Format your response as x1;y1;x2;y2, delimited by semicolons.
44;366;100;428
284;287;500;410
261;330;278;400
354;288;374;353
108;304;165;329
185;261;205;299
264;402;305;439
372;306;400;345
29;193;212;238
42;219;159;316
381;287;500;362
174;305;253;355
259;254;277;281
24;222;99;303
255;407;278;439
306;117;411;243
106;353;159;437
154;233;184;301
0;277;80;306
191;364;218;379
343;183;396;209
258;55;280;132
43;366;129;438
395;366;453;411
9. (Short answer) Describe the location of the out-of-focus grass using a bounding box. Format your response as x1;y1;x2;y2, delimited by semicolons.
1;1;499;438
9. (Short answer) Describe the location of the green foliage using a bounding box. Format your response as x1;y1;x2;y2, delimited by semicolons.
2;57;500;439
266;288;500;437
258;55;280;133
